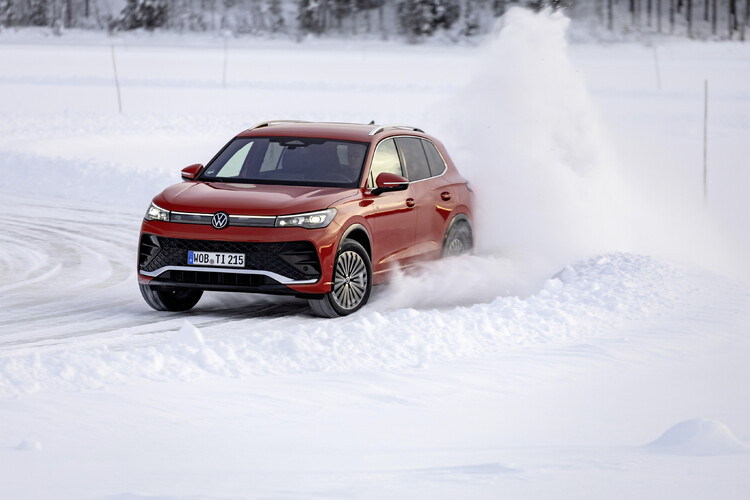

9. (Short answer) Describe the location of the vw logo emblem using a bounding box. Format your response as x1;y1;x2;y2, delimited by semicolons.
211;211;229;229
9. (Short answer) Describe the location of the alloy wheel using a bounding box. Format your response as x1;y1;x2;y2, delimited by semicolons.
331;250;369;311
445;237;465;257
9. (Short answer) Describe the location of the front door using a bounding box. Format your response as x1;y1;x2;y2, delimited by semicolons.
364;138;416;274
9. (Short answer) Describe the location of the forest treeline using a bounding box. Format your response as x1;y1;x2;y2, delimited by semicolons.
1;0;747;40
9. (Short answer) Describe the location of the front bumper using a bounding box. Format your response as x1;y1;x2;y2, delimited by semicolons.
138;220;339;296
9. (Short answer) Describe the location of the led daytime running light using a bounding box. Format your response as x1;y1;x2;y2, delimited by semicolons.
145;203;170;222
275;209;337;229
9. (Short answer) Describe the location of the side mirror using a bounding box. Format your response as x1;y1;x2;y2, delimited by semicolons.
372;172;409;196
181;163;204;181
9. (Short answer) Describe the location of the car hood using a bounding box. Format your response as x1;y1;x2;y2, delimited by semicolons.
154;181;359;216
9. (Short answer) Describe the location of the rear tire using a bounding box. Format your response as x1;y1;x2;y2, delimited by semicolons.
139;284;203;312
308;239;372;318
442;220;473;257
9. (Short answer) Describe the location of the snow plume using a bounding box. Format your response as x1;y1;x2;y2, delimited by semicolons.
402;6;746;308
471;8;749;279
440;7;626;267
379;8;629;309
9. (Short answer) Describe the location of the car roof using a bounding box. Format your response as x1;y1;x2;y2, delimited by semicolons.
237;121;426;143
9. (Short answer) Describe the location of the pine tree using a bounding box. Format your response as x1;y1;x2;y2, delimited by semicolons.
27;0;49;26
297;0;326;34
492;0;507;17
397;0;460;39
268;0;285;32
116;0;168;30
461;0;481;36
0;0;12;27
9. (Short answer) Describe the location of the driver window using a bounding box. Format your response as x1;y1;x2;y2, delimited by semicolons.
367;138;403;188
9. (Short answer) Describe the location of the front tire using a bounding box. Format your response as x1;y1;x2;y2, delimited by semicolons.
308;239;372;318
139;284;203;312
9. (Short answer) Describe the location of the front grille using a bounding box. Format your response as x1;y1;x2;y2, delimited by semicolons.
161;270;269;287
139;234;321;283
169;212;276;227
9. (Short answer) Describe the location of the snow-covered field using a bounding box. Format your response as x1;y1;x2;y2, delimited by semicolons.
1;9;750;499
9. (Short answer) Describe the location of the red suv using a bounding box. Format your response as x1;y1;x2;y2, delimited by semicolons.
138;121;474;317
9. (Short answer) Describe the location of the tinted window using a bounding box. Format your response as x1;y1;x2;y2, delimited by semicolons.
200;137;367;188
422;139;446;177
395;137;430;182
368;138;403;188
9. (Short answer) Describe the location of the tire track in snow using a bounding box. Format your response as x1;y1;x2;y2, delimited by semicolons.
0;195;312;349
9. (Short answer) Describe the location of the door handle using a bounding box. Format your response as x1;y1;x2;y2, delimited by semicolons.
441;192;451;201
406;198;416;208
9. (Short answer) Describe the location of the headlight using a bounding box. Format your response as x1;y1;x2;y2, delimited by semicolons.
275;208;337;229
145;202;170;222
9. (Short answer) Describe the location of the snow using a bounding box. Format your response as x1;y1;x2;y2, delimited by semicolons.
433;8;626;274
2;8;750;500
648;419;750;456
0;252;696;395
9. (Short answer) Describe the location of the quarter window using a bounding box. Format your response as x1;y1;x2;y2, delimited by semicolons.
368;138;403;188
422;139;447;177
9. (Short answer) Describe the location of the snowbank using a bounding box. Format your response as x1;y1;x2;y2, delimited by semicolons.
648;419;750;456
0;252;685;396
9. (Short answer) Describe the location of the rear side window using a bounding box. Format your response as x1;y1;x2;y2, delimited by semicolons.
368;138;403;188
422;139;447;177
395;137;430;182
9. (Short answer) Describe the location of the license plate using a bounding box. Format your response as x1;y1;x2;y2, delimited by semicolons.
187;251;245;268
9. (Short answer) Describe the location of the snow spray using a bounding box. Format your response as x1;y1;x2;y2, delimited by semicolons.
374;8;629;310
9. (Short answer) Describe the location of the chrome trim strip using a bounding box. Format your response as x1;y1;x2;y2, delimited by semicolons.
229;214;277;227
172;210;213;217
231;214;276;220
139;266;318;285
170;212;213;225
169;211;277;227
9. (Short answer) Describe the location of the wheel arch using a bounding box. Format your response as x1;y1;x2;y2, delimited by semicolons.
339;223;372;257
442;213;473;250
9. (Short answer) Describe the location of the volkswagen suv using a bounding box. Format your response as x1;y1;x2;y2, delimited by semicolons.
138;121;474;317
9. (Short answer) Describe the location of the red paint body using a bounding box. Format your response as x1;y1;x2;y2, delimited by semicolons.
138;122;474;297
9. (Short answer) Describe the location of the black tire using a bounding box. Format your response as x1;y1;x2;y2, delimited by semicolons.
442;220;473;258
308;239;372;318
139;284;203;312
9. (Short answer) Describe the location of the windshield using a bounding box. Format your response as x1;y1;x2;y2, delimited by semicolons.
199;137;368;188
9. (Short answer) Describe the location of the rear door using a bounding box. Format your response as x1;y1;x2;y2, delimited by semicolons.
394;137;454;260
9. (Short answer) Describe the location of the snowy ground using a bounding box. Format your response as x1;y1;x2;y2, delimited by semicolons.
1;9;750;499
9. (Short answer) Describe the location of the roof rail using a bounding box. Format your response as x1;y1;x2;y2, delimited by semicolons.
368;124;425;136
248;120;310;131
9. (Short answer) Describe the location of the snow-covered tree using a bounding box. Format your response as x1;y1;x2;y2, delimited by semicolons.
267;0;286;32
461;0;482;35
26;0;49;26
297;0;326;34
0;0;12;26
0;0;747;41
115;0;169;30
397;0;460;39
